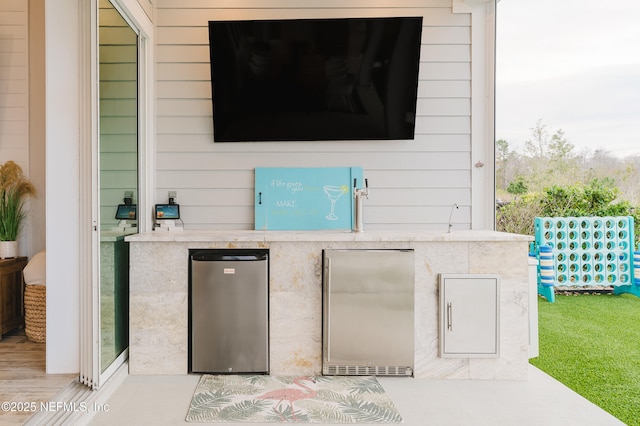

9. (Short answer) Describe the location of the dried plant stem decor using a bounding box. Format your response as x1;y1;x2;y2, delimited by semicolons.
0;161;36;257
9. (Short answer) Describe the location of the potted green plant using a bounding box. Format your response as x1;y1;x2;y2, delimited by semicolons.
0;161;36;258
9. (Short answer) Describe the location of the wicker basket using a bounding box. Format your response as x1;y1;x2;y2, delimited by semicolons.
24;284;46;343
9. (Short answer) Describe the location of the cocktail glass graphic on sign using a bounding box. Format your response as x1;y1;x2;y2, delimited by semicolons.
323;185;348;220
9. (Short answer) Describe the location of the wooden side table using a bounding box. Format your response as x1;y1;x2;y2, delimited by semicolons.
0;256;28;339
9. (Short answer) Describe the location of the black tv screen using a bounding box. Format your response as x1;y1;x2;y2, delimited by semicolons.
208;17;423;142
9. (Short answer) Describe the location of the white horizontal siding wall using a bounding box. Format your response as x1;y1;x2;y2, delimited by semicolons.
156;0;472;230
0;0;34;256
0;1;29;167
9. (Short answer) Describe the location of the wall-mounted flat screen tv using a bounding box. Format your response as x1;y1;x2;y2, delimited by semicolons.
208;17;423;142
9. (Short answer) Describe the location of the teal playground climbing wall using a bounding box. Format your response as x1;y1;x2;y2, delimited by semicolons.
534;216;640;302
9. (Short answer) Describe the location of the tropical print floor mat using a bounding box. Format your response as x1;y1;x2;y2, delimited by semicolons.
186;375;403;423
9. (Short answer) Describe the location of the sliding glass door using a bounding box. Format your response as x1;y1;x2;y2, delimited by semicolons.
98;0;138;378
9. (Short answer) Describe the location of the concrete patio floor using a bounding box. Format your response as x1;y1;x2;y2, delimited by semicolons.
80;365;624;426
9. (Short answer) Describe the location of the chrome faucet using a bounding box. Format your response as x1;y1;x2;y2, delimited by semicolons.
353;178;369;232
448;203;459;233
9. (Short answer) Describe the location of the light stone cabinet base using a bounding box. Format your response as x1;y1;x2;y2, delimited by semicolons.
127;230;532;380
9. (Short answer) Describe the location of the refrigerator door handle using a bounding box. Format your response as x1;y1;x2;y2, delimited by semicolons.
325;257;332;359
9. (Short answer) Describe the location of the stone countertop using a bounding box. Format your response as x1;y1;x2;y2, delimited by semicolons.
100;229;137;242
126;229;533;243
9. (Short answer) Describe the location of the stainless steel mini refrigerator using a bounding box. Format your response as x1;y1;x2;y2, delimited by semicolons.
189;249;269;374
322;249;414;376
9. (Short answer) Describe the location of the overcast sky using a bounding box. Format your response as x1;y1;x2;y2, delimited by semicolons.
495;0;640;157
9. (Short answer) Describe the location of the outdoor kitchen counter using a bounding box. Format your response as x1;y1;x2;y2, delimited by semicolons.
127;229;533;243
127;230;533;380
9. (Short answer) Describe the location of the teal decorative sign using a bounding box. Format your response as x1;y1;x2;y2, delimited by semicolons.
255;167;364;230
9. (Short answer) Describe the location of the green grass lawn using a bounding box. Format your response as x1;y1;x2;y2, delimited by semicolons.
531;293;640;425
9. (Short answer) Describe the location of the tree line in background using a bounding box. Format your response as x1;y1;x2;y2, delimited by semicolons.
496;120;640;244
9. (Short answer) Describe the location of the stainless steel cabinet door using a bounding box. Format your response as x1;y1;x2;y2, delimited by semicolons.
439;274;500;358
